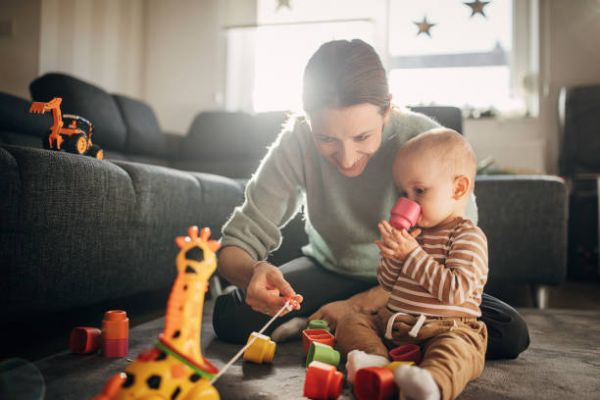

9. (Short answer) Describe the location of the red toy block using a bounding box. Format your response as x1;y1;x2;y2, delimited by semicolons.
302;329;336;354
304;361;343;400
103;338;128;358
102;310;129;358
390;197;421;230
69;326;101;354
354;366;396;400
388;343;422;364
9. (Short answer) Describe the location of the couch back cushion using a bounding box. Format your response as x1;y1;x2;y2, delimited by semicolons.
0;92;51;147
113;94;167;158
29;73;127;152
177;111;287;178
559;84;600;176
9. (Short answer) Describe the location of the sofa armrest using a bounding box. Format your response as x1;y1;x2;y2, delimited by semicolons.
475;175;568;286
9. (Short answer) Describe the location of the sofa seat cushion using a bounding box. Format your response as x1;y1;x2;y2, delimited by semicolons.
29;73;128;152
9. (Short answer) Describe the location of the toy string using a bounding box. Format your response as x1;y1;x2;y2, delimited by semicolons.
209;300;292;384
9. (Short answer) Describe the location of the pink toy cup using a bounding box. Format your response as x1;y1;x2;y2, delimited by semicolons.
390;198;421;231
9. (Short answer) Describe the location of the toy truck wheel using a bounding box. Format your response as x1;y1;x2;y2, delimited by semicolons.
65;134;88;155
88;144;104;160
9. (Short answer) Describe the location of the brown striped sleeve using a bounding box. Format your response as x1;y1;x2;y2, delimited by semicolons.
377;257;404;293
401;224;488;305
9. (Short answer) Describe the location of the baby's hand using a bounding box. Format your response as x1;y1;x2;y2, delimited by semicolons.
375;220;421;262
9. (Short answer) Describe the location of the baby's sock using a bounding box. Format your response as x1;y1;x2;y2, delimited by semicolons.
393;365;440;400
345;350;389;384
271;317;307;342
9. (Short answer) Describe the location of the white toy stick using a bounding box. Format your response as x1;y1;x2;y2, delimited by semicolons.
210;300;293;384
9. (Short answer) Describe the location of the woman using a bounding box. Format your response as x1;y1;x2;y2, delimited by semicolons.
213;39;529;360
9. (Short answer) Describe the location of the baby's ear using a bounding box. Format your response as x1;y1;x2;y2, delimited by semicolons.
453;175;471;200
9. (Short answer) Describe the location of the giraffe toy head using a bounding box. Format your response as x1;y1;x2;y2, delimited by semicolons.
175;226;220;282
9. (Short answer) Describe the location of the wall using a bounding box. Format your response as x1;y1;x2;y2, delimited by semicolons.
38;0;144;98
466;0;600;174
0;0;41;98
143;0;221;133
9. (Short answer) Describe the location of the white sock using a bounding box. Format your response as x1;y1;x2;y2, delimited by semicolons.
345;350;389;384
393;365;440;400
271;317;307;342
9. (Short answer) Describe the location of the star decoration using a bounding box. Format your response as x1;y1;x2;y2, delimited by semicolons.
414;16;436;37
276;0;292;11
464;0;491;18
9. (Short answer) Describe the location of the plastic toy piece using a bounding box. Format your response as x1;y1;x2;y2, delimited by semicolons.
354;367;396;400
390;197;421;230
93;226;221;399
102;310;129;358
388;343;422;365
29;97;104;159
285;294;303;310
387;361;415;371
69;326;101;354
304;361;343;400
243;332;276;364
306;341;340;368
307;320;330;331
302;329;336;354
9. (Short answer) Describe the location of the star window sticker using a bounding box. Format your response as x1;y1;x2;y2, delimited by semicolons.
414;16;436;37
464;0;491;18
277;0;292;11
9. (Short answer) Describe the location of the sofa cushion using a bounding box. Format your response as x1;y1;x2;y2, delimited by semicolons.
182;111;256;160
475;175;568;285
0;92;50;147
559;84;600;176
113;94;167;158
177;111;287;178
0;144;243;317
29;73;128;152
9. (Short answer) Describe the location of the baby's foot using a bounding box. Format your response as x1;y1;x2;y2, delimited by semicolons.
271;317;307;342
393;365;440;400
345;350;389;384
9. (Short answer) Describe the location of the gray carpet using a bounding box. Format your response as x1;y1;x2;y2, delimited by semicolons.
29;306;600;399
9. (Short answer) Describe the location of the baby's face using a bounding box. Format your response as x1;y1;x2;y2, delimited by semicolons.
392;153;459;229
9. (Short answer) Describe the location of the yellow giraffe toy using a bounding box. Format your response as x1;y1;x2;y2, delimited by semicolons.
94;226;221;400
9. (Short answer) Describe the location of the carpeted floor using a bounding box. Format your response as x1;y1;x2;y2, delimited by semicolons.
28;304;600;399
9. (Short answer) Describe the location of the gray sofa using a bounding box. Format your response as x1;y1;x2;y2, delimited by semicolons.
0;73;568;362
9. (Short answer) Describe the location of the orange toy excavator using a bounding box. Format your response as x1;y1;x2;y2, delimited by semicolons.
29;97;104;159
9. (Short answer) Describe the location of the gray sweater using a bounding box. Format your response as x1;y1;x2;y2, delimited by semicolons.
221;108;477;280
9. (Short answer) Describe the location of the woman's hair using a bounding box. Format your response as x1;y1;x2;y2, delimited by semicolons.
302;39;391;116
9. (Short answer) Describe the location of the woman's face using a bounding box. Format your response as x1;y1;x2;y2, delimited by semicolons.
309;103;389;177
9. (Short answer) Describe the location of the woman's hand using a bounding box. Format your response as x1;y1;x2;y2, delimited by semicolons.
245;262;302;317
375;220;421;262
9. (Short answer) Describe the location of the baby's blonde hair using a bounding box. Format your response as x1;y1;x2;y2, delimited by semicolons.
397;128;477;189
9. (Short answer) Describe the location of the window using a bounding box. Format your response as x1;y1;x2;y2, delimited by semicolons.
226;19;374;113
225;0;538;117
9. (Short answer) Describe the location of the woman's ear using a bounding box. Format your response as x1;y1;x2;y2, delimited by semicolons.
382;95;392;124
453;175;471;200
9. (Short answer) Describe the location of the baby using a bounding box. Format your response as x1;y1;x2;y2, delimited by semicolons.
335;128;489;400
